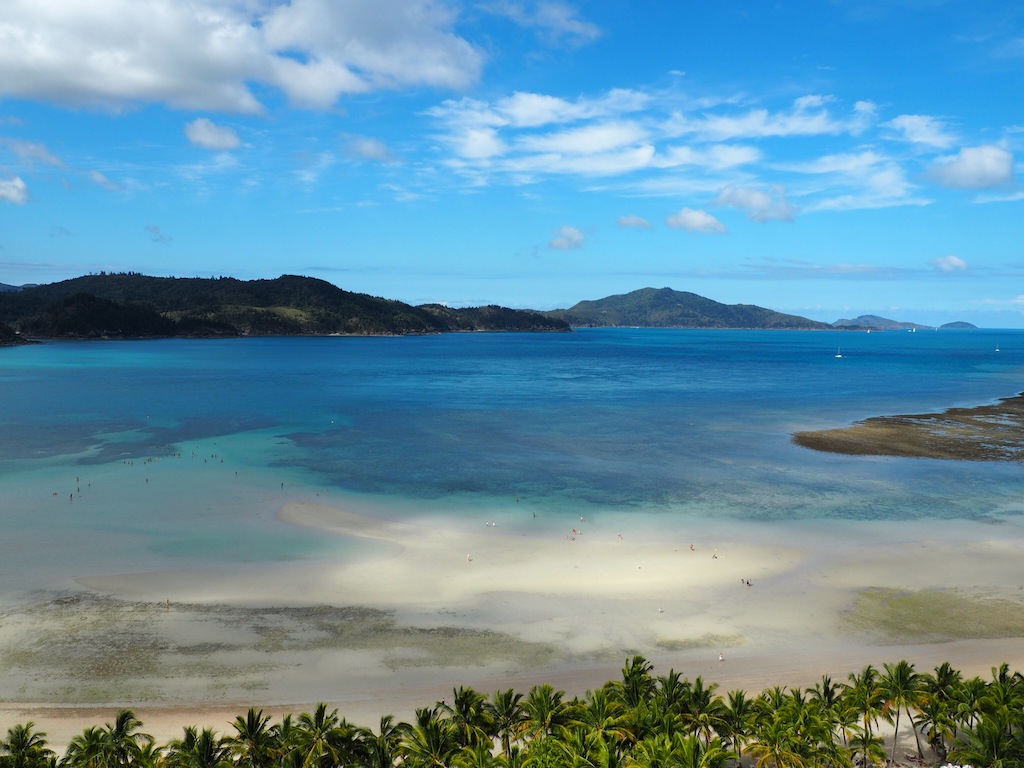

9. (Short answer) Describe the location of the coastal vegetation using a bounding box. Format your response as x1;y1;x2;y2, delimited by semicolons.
3;656;1023;768
0;320;34;346
0;274;570;339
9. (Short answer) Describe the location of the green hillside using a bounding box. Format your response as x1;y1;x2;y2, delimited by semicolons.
0;274;570;339
544;287;831;329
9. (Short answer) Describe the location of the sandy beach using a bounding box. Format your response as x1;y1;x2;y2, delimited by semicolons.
3;498;1024;748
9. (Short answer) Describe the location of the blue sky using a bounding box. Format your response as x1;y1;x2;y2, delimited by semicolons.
1;1;1023;327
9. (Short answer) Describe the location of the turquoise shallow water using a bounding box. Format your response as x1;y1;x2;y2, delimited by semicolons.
1;328;1022;593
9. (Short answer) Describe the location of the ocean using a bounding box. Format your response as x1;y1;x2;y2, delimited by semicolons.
1;328;1021;600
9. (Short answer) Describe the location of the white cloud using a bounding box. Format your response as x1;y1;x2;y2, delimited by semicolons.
503;144;656;176
884;114;957;148
497;92;579;128
716;185;797;222
666;207;726;234
88;169;121;191
930;255;968;272
185;118;241;150
345;137;397;164
787;150;889;175
671;96;873;141
658;143;761;169
618;214;652;229
0;176;29;204
483;1;601;46
0;138;64;167
518;121;648;155
783;150;925;211
927;145;1016;189
433;88;652;132
0;0;484;113
457;127;508;160
549;224;585;249
975;190;1024;203
794;94;833;110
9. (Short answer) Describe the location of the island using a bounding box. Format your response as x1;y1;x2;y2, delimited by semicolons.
0;273;570;339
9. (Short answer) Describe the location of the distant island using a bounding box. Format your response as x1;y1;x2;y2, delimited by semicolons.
834;313;977;331
0;273;570;340
541;287;976;330
0;276;979;341
542;287;833;329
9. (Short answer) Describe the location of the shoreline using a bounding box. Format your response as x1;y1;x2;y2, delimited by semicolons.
3;501;1024;746
5;638;1024;750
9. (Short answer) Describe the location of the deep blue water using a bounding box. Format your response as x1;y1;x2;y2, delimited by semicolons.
2;328;1021;532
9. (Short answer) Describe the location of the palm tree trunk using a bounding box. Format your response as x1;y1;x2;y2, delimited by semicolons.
889;708;901;766
906;705;924;759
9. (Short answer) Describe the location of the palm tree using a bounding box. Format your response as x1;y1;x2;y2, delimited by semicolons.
679;677;723;746
555;729;625;768
63;726;107;768
747;715;807;768
1;723;55;768
493;744;524;768
627;732;728;768
228;708;279;768
364;715;409;768
164;727;232;768
654;670;687;714
952;675;987;731
453;741;495;768
805;675;841;723
913;697;955;762
614;656;656;710
950;712;1024;768
578;688;632;750
401;719;458;768
752;687;789;726
489;690;525;759
63;712;152;768
880;660;924;764
842;665;882;740
521;684;571;741
846;726;886;768
103;711;152;768
670;733;731;768
719;689;754;762
443;687;495;749
923;661;962;705
290;703;365;768
133;742;161;768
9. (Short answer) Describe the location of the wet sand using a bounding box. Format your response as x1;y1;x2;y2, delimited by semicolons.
2;501;1024;747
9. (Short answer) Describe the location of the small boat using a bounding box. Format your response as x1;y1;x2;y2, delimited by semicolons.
834;348;844;359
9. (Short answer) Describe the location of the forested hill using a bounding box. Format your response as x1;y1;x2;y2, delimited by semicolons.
0;274;570;339
543;287;832;329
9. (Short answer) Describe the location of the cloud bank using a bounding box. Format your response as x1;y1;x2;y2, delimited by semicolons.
0;0;485;112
